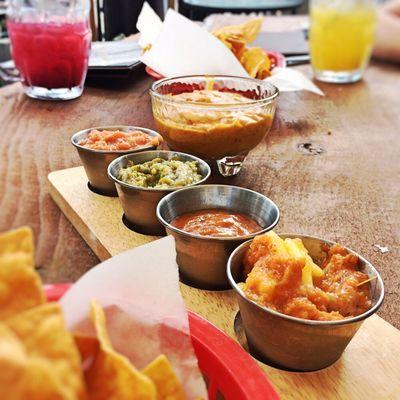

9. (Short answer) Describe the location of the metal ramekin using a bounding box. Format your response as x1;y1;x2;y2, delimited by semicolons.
156;185;280;290
108;150;211;236
71;126;162;196
227;234;385;371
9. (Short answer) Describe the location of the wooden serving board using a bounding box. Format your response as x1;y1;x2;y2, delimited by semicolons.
48;166;400;400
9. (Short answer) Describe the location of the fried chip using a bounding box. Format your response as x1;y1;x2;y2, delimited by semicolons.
85;300;156;400
0;303;86;399
74;333;100;370
240;18;263;43
0;324;82;399
240;47;267;78
143;355;185;400
215;32;246;60
256;57;272;79
213;18;272;78
256;57;271;80
0;252;45;319
0;227;34;265
213;18;262;44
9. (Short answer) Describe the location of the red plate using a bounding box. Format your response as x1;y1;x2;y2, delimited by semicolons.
145;51;286;81
44;283;279;400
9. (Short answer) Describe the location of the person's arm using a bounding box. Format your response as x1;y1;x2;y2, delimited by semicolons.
373;0;400;63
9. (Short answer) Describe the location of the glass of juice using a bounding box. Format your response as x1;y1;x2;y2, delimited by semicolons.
7;0;92;100
309;0;377;83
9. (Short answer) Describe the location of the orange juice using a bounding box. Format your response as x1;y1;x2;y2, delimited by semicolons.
310;0;376;82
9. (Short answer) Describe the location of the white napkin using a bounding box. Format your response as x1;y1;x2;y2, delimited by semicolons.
60;236;207;400
141;9;248;78
137;1;163;48
266;67;324;96
137;3;323;95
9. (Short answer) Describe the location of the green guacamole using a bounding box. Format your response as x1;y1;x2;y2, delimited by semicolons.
117;157;203;189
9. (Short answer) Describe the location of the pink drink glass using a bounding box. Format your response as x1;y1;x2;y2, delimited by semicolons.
7;0;91;100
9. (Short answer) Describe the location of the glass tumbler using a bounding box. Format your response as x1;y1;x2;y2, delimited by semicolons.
7;0;92;100
309;0;377;83
150;75;278;177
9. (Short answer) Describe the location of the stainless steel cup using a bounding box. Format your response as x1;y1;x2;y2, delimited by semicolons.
157;185;280;290
227;234;385;371
71;126;162;196
108;150;211;236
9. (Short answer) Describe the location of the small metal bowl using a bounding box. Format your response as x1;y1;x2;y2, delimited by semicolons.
71;126;162;196
108;150;211;236
227;234;385;372
157;185;280;290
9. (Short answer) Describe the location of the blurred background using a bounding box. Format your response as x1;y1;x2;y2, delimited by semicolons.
0;0;393;86
0;0;390;44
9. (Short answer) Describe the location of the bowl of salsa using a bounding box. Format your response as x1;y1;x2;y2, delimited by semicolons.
227;232;385;371
71;126;162;196
156;185;280;290
150;75;278;177
108;151;211;236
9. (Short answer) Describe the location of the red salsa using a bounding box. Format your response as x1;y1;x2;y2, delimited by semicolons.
171;209;262;238
79;129;160;151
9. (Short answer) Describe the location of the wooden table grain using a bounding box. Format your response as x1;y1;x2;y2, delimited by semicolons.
0;62;399;328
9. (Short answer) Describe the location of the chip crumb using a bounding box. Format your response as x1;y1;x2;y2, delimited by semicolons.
373;244;390;254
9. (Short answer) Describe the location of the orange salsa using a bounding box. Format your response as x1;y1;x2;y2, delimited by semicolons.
153;90;273;159
171;209;262;238
79;129;160;151
240;232;372;321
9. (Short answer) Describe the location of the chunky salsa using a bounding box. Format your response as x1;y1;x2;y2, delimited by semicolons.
79;129;160;151
117;157;202;189
171;209;262;237
240;231;372;321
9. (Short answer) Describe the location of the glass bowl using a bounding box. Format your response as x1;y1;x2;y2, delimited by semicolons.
150;75;279;177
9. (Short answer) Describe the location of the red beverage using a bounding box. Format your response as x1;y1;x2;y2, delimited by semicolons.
8;19;91;90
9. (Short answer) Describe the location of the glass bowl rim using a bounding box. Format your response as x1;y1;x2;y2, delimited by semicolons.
150;74;279;108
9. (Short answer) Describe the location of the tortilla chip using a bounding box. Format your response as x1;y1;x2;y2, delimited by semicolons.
143;355;185;400
74;333;100;370
0;252;45;319
1;303;86;399
256;57;272;79
213;18;263;44
213;18;262;44
0;324;79;399
240;18;263;43
0;323;26;366
85;300;156;400
240;47;267;78
0;227;34;265
213;18;272;77
215;32;246;60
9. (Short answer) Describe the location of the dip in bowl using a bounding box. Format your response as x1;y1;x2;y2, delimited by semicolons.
71;126;162;196
156;185;280;289
108;151;210;236
227;233;384;371
150;75;278;177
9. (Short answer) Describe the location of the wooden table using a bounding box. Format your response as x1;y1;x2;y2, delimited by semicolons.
0;64;399;331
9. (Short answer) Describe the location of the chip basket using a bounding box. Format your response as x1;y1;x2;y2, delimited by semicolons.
145;51;286;81
44;283;279;400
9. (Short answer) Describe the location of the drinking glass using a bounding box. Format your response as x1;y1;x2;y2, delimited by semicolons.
309;0;377;83
7;0;92;100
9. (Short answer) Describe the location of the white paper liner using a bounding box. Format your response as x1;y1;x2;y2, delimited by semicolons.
137;4;323;95
60;236;207;399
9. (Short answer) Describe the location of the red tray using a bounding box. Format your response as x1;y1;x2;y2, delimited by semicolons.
44;283;279;400
145;51;286;81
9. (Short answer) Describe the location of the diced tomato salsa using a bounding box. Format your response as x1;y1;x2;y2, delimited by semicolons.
79;129;160;151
